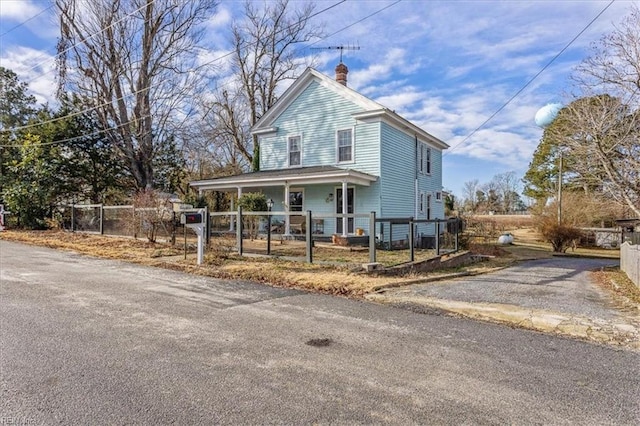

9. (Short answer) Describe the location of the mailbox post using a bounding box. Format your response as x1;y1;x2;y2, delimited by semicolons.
181;209;206;265
266;198;273;255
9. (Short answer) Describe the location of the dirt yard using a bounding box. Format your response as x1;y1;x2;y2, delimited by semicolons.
0;227;631;299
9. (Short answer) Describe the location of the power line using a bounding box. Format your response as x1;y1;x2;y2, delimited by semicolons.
444;0;615;156
0;0;350;138
307;0;401;48
0;112;154;148
17;0;155;88
3;0;350;137
0;4;54;38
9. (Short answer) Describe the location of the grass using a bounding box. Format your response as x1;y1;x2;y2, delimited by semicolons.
1;227;633;300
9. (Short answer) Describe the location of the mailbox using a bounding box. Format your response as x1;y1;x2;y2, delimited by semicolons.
182;212;202;225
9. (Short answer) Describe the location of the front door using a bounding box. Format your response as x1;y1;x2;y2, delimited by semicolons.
336;187;354;234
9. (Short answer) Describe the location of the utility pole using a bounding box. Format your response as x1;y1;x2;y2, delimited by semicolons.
557;151;563;225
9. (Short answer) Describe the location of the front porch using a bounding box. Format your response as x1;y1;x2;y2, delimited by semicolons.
191;165;378;238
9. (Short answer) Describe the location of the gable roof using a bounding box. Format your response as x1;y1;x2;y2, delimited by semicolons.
252;67;449;150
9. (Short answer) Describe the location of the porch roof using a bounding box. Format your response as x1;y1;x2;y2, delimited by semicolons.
190;166;378;192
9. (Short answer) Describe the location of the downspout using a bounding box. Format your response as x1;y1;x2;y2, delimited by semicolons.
414;135;419;245
414;135;419;216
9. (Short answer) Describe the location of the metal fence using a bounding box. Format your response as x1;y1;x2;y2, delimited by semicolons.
209;209;462;266
60;204;186;242
61;204;463;267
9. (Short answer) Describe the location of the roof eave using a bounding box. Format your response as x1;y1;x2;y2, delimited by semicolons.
190;169;378;191
352;110;449;150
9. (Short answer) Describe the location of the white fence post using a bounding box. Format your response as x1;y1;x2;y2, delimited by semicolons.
620;242;640;288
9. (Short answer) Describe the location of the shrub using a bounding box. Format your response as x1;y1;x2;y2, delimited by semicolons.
132;190;173;243
207;234;237;265
238;192;267;240
538;220;583;252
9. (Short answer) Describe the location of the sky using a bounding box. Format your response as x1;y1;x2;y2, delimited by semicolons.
0;0;634;200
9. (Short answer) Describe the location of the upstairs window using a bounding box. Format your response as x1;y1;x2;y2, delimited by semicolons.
419;143;432;174
288;136;301;167
425;146;431;174
337;129;353;163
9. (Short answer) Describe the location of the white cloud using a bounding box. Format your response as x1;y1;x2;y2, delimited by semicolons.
1;46;57;105
0;0;41;20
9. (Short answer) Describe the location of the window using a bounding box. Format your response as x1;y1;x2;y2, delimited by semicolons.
288;136;301;167
425;146;431;174
419;143;431;175
419;192;425;214
289;190;303;212
435;191;442;202
337;129;353;163
426;193;432;220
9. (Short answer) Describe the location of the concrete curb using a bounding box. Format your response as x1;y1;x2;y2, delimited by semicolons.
366;293;640;350
370;266;511;293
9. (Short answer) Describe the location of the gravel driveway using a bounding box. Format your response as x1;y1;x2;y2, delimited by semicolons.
406;257;622;319
370;256;640;347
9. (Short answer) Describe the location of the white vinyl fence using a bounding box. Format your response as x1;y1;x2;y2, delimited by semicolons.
620;242;639;288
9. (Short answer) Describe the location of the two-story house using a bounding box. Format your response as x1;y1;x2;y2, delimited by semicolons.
190;63;448;241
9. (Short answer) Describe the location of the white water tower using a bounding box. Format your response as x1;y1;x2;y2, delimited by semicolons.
534;103;562;128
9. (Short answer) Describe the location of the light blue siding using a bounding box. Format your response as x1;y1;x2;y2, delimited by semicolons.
261;81;380;176
262;182;378;235
379;122;444;238
257;78;444;238
380;123;416;218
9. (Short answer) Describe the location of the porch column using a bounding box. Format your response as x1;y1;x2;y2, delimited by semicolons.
284;183;291;236
342;180;348;237
235;187;243;232
229;195;235;232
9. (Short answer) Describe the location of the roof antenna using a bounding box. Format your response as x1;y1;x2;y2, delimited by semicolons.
311;44;361;63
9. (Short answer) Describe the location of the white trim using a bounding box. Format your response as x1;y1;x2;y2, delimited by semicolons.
435;191;442;202
336;127;354;164
252;68;382;133
250;67;448;151
425;145;432;175
287;134;302;167
335;184;356;236
253;126;278;136
353;110;449;150
288;187;305;212
190;169;378;191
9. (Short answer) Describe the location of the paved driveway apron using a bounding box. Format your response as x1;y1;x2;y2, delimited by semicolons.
371;257;640;348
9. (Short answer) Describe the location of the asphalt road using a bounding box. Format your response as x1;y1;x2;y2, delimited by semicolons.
1;241;639;425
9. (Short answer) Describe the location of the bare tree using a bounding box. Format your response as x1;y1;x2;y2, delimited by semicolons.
567;5;640;217
547;95;640;218
205;0;322;171
56;0;218;190
481;180;501;213
462;179;479;212
492;171;520;213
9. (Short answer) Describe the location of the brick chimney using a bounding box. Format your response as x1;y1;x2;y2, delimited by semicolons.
335;62;348;86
